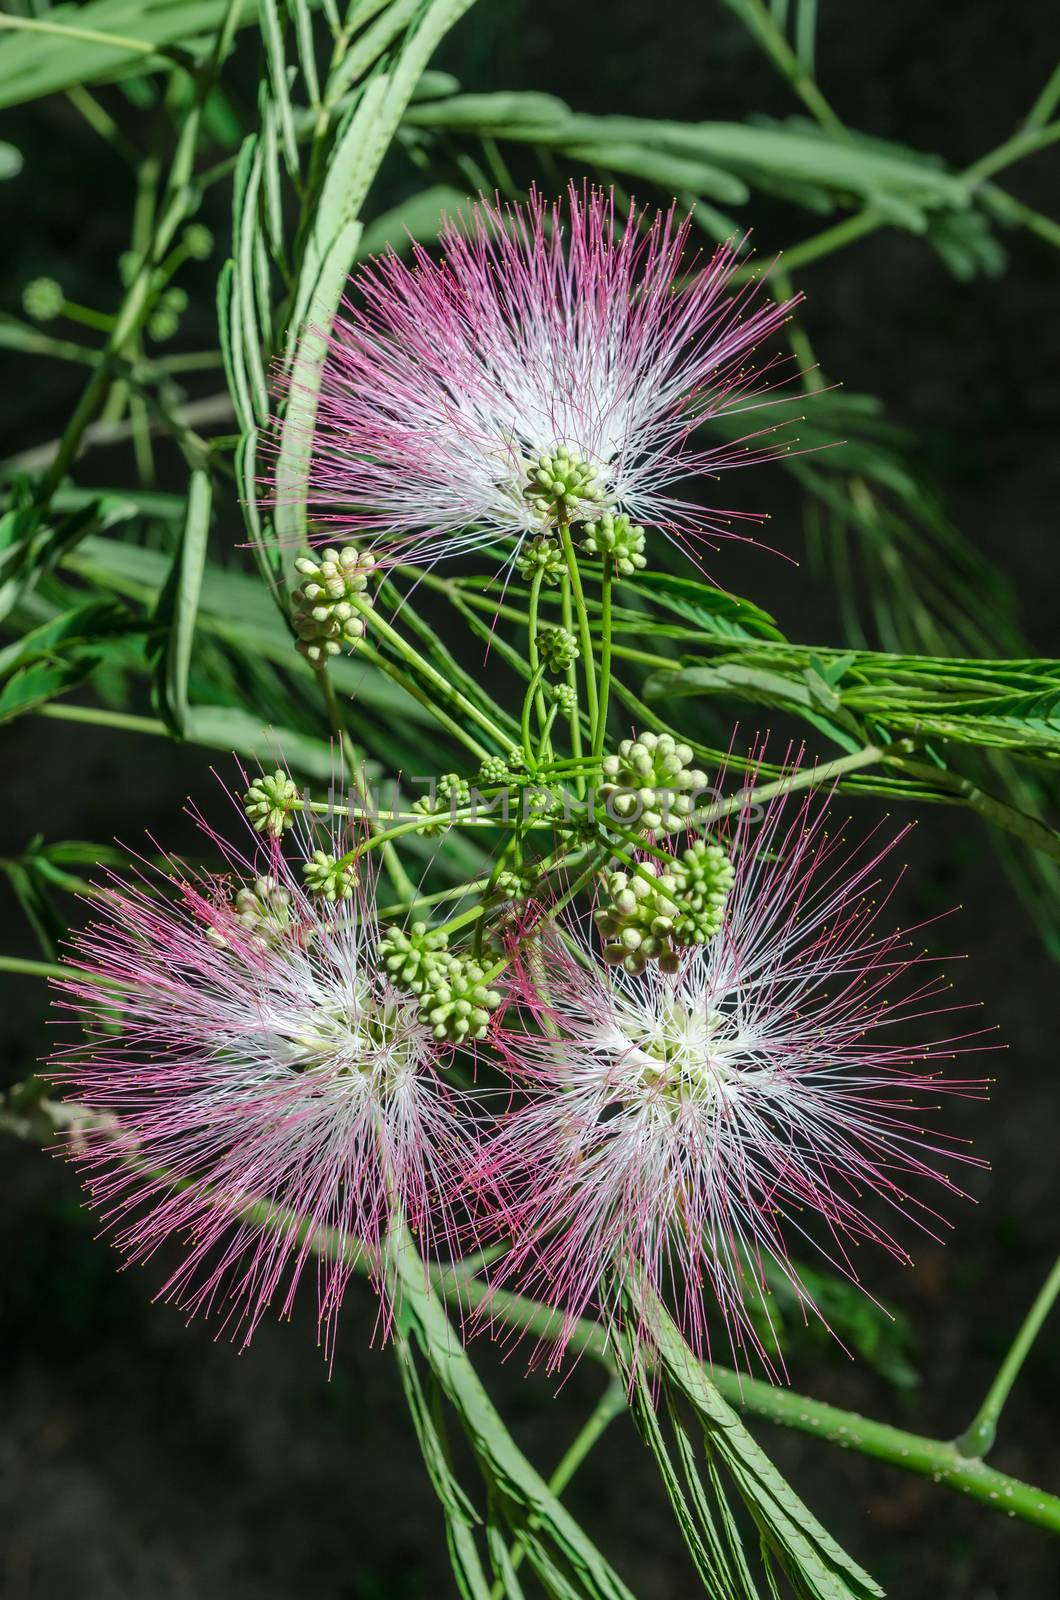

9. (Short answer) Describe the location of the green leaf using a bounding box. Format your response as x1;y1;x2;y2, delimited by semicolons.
631;1282;885;1600
181;703;350;780
628;571;784;642
232;135;270;423
0;858;66;959
160;469;212;735
392;1335;494;1600
645;660;866;751
0;656;100;722
402;88;573;132
272;0;478;578
388;1223;636;1600
562;142;750;204
259;0;299;176
0;0;283;110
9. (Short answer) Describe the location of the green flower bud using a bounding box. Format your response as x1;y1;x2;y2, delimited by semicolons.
244;770;300;837
669;838;735;945
379;922;450;994
208;875;294;949
421;950;502;1044
302;849;357;902
524;445;605;523
537;626;580;674
22;277;64;322
551;681;578;715
581;512;647;577
291;544;376;670
492;868;529;902
148;307;180;342
380;923;501;1043
478;754;513;787
599;731;708;833
411;773;472;836
516;534;566;584
593;836;734;973
183;223;214;260
594;861;681;975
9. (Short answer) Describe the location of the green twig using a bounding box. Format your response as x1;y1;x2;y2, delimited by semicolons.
436;1264;1060;1538
593;553;613;760
955;1254;1060;1459
721;0;845;134
559;519;598;734
490;1377;627;1596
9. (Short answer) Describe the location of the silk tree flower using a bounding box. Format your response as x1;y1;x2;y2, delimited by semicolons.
481;782;989;1374
48;792;483;1361
293;184;799;569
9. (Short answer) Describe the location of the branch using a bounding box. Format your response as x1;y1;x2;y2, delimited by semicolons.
955;1254;1060;1459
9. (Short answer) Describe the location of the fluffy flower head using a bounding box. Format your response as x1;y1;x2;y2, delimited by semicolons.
49;785;481;1360
483;772;989;1373
294;185;799;568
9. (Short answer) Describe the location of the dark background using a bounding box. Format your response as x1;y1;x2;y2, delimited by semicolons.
2;2;1058;1597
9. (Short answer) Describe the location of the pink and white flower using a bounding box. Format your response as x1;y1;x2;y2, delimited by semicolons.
294;184;799;569
481;780;990;1373
49;791;480;1360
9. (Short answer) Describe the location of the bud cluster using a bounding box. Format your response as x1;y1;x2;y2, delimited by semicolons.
525;446;605;524
599;732;709;832
580;512;647;577
537;626;580;674
207;875;295;951
594;838;735;974
412;773;472;836
516;535;566;585
244;770;301;837
478;754;515;787
380;923;501;1043
302;849;357;903
292;546;376;669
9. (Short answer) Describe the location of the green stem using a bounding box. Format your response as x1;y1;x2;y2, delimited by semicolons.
560;569;585;795
0;955;118;987
6;1098;1058;1539
981;182;1060;250
721;0;846;134
889;755;1060;863
434;1265;1060;1538
490;1377;627;1597
960;118;1060;188
38;702;168;736
1024;59;1060;131
593;553;613;760
558;519;598;733
0;956;71;981
525;565;552;759
696;743;887;824
320;670;415;903
955;1254;1060;1459
520;663;548;771
0;11;161;54
356;642;491;761
376;876;494;920
353;598;507;751
734;209;885;283
35;2;242;505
